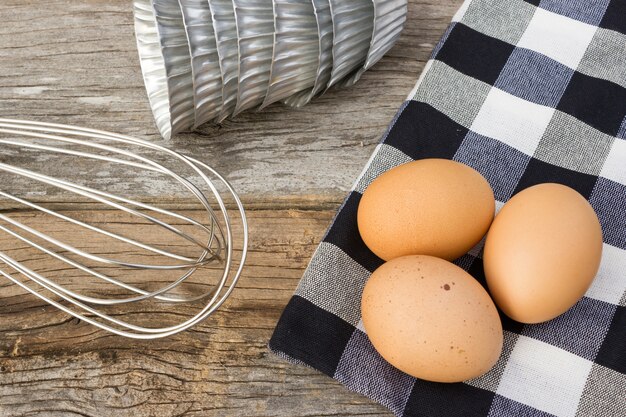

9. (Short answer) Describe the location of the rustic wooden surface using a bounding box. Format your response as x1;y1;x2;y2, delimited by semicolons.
0;0;460;416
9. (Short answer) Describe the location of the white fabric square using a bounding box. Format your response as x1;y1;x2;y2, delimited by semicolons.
470;88;554;156
586;244;626;305
517;7;597;70
600;139;626;186
497;336;593;417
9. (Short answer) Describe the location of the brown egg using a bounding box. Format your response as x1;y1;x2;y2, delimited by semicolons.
357;159;495;261
361;255;503;383
483;183;603;324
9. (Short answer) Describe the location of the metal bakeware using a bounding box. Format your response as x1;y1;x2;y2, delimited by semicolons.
153;0;196;137
232;0;275;115
261;0;318;108
134;0;172;138
326;0;374;89
209;0;240;121
364;0;407;71
282;0;334;108
133;0;407;137
340;0;408;87
180;0;223;127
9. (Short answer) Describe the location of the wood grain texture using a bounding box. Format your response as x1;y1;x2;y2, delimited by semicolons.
0;0;461;415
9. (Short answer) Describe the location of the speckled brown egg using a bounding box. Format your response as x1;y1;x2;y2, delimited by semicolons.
483;183;603;324
357;159;495;261
361;255;503;383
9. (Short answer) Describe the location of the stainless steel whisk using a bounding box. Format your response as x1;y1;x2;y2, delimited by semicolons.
0;118;248;339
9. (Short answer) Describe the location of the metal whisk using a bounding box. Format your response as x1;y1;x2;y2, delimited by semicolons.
0;118;248;339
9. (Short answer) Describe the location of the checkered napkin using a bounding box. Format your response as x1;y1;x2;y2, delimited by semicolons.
269;1;626;416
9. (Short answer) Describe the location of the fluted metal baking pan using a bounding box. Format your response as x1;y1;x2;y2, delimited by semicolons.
134;0;407;137
135;0;195;138
282;0;334;108
340;0;407;87
262;0;319;108
134;0;172;138
209;0;239;121
365;0;407;70
232;0;275;115
180;0;223;127
326;0;374;89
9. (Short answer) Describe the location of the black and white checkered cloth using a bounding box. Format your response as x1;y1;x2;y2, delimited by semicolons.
269;1;626;416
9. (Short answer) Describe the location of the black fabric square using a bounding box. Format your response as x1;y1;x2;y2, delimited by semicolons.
269;295;356;377
600;0;626;35
322;192;384;273
595;305;626;374
557;71;626;137
467;258;488;288
403;379;495;417
513;157;599;199
523;0;541;6
435;23;515;86
468;259;525;335
384;101;468;160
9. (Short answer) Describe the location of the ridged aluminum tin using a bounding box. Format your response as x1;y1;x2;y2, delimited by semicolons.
209;0;239;122
261;0;318;108
365;0;407;70
153;0;196;138
340;0;407;87
326;0;374;89
134;0;172;138
180;0;223;127
232;0;275;115
282;0;333;108
134;0;407;137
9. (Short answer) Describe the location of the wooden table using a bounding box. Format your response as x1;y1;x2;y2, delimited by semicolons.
0;1;459;415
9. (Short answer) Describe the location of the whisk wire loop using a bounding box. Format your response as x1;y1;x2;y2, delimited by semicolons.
0;119;248;339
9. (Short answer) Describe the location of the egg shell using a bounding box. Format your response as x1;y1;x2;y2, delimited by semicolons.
361;255;503;383
357;159;495;261
483;183;603;324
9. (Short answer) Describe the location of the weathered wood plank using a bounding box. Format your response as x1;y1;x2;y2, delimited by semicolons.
0;0;461;203
0;208;396;417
